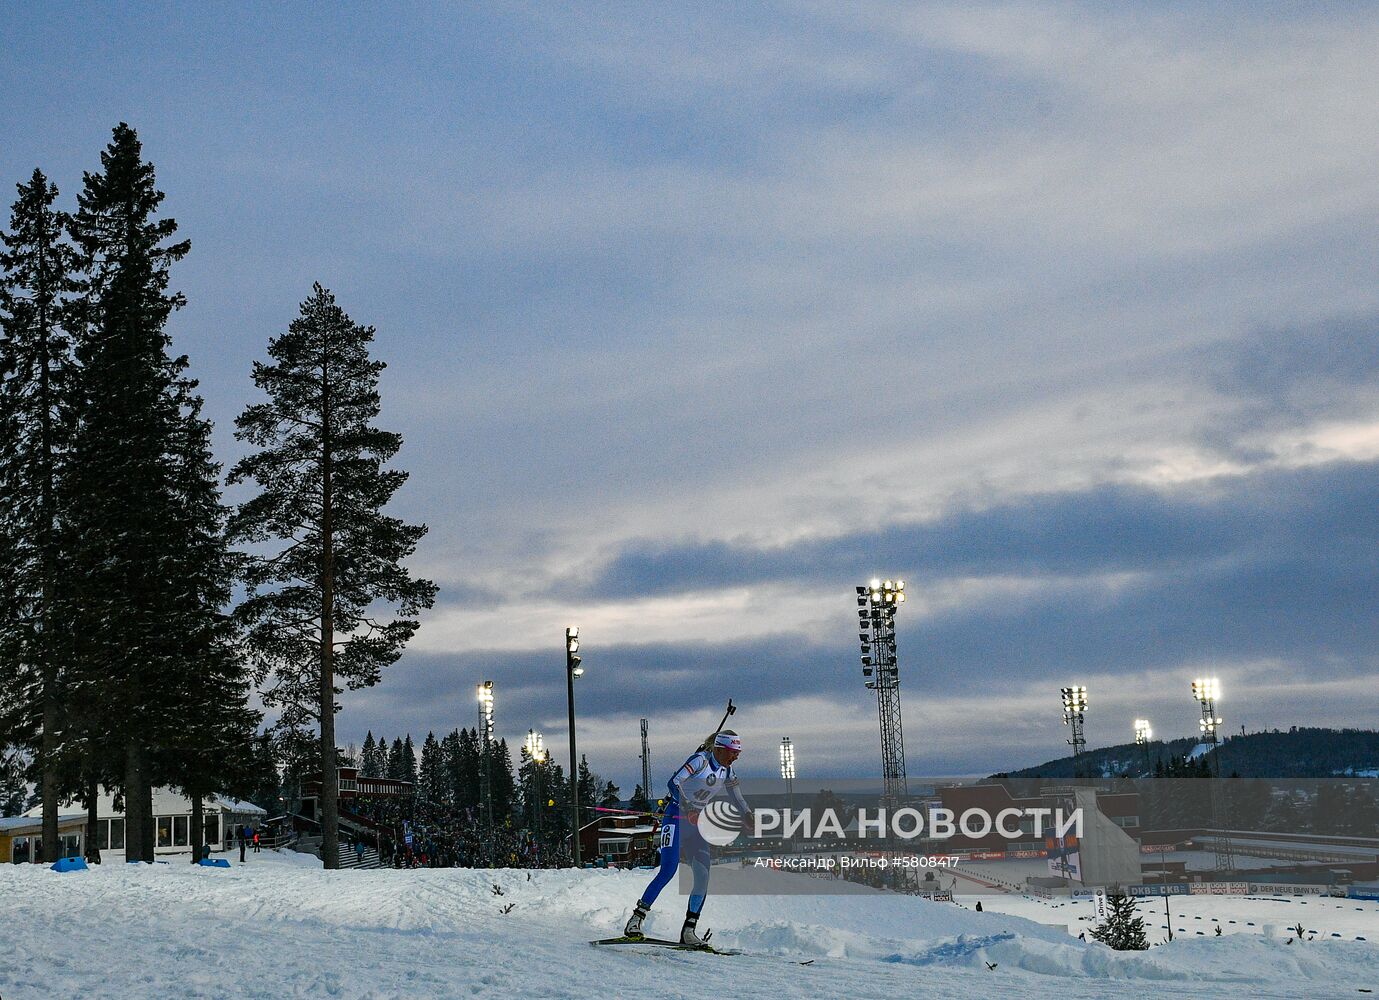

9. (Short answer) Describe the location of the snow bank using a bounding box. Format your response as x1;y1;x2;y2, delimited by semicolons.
1;851;1377;999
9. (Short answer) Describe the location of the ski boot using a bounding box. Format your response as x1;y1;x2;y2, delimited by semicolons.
623;901;649;940
680;908;709;948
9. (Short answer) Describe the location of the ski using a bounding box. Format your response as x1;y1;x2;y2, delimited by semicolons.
590;936;741;955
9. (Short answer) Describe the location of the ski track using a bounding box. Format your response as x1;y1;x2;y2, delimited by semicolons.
1;851;1377;999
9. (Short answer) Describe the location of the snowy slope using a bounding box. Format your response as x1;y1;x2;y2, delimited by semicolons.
2;851;1377;999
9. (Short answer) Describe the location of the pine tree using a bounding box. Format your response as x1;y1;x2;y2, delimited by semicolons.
228;283;437;868
361;732;380;778
1089;894;1148;950
62;124;191;862
629;783;651;814
599;780;621;808
0;167;79;858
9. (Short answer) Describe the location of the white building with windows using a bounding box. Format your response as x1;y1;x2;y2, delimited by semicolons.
11;787;266;860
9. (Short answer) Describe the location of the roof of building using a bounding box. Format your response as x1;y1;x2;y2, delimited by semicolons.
0;813;86;833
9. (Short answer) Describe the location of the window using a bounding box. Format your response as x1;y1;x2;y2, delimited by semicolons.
109;818;125;850
173;816;189;847
12;836;31;864
97;819;110;851
205;815;220;844
156;816;172;848
598;838;630;855
60;832;81;858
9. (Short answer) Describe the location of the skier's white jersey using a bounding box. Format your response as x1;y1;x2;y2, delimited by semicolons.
670;750;749;813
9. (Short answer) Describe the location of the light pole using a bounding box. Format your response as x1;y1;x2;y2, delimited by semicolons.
477;681;495;831
1134;718;1152;745
857;578;908;813
524;729;547;840
566;626;583;866
1060;686;1088;777
1191;677;1233;871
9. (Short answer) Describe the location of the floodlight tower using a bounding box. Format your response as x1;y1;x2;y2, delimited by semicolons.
780;737;796;811
1134;719;1152;745
565;627;584;865
1061;686;1088;776
524;729;547;838
639;718;652;806
1191;677;1234;872
857;578;908;811
477;681;495;829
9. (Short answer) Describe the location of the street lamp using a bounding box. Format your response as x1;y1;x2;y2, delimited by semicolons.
566;626;583;865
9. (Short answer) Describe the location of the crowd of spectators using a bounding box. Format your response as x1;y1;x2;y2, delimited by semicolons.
344;795;574;870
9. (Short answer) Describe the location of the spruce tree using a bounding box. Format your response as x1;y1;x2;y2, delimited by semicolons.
228;283;436;868
419;731;444;805
387;737;406;781
63;124;191;862
599;780;621;808
399;734;418;786
361;732;380;778
1089;894;1148;950
490;737;516;822
0;168;79;857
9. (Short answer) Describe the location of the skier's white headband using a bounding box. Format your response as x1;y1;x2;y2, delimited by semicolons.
714;732;742;752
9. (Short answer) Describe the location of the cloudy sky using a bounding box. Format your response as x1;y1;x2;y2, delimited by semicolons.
5;2;1378;789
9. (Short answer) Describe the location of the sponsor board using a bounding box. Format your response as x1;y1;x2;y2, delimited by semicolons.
1092;889;1110;922
1009;850;1045;859
1249;882;1328;896
1070;888;1099;900
1188;882;1251;896
916;891;954;902
1348;888;1379;901
1140;844;1176;853
1128;883;1190;897
970;851;1006;861
1028;885;1054;899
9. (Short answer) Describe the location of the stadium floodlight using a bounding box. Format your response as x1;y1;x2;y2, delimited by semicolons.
525;729;547;838
780;736;796;815
779;737;796;780
566;626;583;865
477;681;495;828
524;729;546;764
1190;675;1233;872
1060;685;1088;768
1134;719;1152;745
855;577;909;813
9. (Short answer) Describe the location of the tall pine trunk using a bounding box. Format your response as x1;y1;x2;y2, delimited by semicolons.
189;789;204;863
40;691;58;862
84;774;100;863
318;373;338;869
124;744;145;862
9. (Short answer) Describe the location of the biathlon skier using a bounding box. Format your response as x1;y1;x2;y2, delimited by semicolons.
622;730;747;946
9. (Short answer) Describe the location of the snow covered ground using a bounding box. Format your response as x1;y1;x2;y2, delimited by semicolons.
3;850;1378;999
